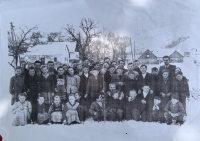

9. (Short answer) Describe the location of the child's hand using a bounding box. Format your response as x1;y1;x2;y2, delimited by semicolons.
101;89;104;93
84;94;88;98
94;112;97;115
166;93;171;97
128;97;132;102
150;90;153;94
107;91;111;96
141;100;146;104
138;90;141;94
161;92;165;97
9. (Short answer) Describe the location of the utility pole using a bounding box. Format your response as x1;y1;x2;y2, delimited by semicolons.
134;41;136;59
130;37;134;62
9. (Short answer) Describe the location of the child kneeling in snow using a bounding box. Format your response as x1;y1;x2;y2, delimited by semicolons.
48;95;64;124
164;94;185;125
89;93;107;121
62;94;81;125
151;96;162;122
12;93;32;126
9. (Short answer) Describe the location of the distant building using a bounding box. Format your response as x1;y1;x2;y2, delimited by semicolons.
169;51;184;63
138;49;159;64
21;42;78;66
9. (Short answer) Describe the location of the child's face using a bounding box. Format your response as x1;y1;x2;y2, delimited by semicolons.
142;86;150;93
129;91;137;98
109;84;116;91
38;97;44;105
68;68;74;75
29;69;35;76
96;95;102;102
116;69;123;74
176;74;183;81
21;62;26;68
162;72;169;79
171;98;179;105
154;99;161;105
69;96;75;105
58;68;64;75
127;64;133;71
54;97;61;105
42;67;48;73
35;63;41;69
103;63;109;68
74;93;81;100
63;65;68;71
140;66;147;74
48;63;54;70
19;96;26;103
152;70;158;75
175;68;181;74
134;62;139;67
109;67;115;74
111;62;117;67
112;92;119;99
83;68;89;73
128;74;135;79
92;70;99;76
15;69;22;75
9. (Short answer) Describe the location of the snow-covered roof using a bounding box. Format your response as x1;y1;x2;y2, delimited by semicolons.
25;42;76;56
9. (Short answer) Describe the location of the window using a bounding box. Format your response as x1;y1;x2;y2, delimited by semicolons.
146;53;150;58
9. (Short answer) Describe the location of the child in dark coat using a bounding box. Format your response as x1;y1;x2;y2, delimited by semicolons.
37;94;49;125
107;90;124;121
9;66;25;105
24;67;39;124
137;84;154;122
39;65;55;110
48;95;64;124
164;94;185;125
151;96;162;122
89;94;106;121
125;89;140;121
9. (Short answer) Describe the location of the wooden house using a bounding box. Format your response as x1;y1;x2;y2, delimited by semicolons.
169;51;184;63
138;49;159;64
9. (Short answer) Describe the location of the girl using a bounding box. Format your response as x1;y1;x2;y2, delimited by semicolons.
12;93;32;126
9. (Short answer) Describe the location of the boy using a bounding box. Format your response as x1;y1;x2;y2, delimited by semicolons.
37;94;49;125
172;71;190;115
104;65;116;91
106;90;124;121
151;67;159;96
85;68;104;104
24;66;39;124
39;65;55;110
89;94;106;121
152;96;162;122
125;89;140;121
164;94;185;125
12;93;32;126
137;83;154;122
63;94;81;125
48;95;64;124
9;66;25;105
55;66;67;103
157;70;172;122
75;92;88;121
123;70;138;97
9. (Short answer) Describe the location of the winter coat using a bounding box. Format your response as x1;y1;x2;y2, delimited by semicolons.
111;74;125;91
122;77;138;96
165;101;184;116
137;73;152;90
158;64;176;79
79;73;91;95
39;74;55;93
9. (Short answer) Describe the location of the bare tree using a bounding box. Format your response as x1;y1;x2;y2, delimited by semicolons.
8;23;38;68
65;18;100;60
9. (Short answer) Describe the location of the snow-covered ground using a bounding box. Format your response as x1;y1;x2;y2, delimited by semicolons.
1;0;200;141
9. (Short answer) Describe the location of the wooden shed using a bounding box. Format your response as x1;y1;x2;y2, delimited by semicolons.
169;51;184;63
138;49;159;64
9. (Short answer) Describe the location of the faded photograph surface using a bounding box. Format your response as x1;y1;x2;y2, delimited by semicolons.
0;0;200;141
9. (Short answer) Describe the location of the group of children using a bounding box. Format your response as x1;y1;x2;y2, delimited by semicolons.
9;56;190;126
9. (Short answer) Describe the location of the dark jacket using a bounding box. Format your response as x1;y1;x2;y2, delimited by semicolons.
158;64;176;79
9;75;25;95
137;73;152;90
165;101;184;116
79;73;91;95
39;74;55;93
122;77;138;96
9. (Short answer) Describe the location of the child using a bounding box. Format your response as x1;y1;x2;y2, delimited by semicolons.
12;93;32;126
48;95;64;124
151;67;159;96
164;94;185;125
62;94;81;125
157;70;172;122
89;94;106;121
107;90;124;121
123;70;138;97
55;66;67;104
39;65;55;110
111;66;125;91
172;71;190;115
152;96;162;122
37;94;49;125
24;66;39;124
9;66;25;105
125;89;140;121
85;68;104;104
137;84;154;122
75;92;88;122
104;66;116;92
